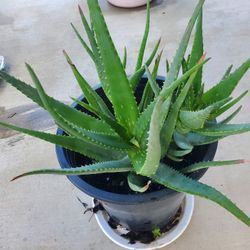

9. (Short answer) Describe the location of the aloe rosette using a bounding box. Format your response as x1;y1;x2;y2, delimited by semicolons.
0;0;250;226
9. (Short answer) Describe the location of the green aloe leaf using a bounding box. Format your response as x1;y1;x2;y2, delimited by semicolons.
186;132;223;146
174;132;193;150
187;10;203;94
123;47;127;69
11;158;132;181
87;0;138;134
197;123;250;137
134;100;156;141
127;172;151;193
0;121;121;161
70;97;98;116
145;65;161;96
135;0;150;71
179;106;213;130
134;58;209;144
26;64;130;151
70;23;95;62
63;51;113;118
71;97;129;140
139;51;163;111
168;148;192;157
165;0;205;86
161;68;199;155
78;5;99;58
220;106;242;124
210;91;248;120
221;64;233;81
201;59;250;105
0;71;114;135
130;38;161;90
151;164;250;226
131;97;171;176
181;159;245;174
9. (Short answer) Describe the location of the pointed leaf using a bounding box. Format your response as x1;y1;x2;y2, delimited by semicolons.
0;121;120;161
70;23;95;62
139;51;163;111
188;10;203;94
87;0;138;133
64;51;113;118
151;164;250;226
201;59;250;105
12;158;131;181
130;38;161;90
186;132;223;146
197;123;250;137
145;65;160;96
210;91;248;119
123;47;127;69
165;0;205;85
0;71;114;135
181;159;245;174
135;0;150;71
220;106;242;124
221;64;233;81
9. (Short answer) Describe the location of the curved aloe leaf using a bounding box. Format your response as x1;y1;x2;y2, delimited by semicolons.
210;91;248;120
168;148;192;157
174;132;193;150
201;59;250;105
127;172;151;193
12;158;132;181
151;164;250;226
186;132;223;146
181;159;245;174
0;121;121;161
220;106;242;124
197;123;250;137
131;97;171;176
63;51;113;118
165;0;205;86
87;0;138;134
135;0;150;71
179;106;213;130
0;71;114;135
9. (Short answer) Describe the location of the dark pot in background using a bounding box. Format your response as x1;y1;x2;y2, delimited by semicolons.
56;76;218;231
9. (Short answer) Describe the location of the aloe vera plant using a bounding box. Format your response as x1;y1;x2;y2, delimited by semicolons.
0;0;250;227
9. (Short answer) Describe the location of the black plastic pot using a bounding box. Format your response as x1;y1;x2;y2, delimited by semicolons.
56;76;218;231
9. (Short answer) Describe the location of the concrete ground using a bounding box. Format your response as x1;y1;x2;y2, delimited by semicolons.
1;0;250;249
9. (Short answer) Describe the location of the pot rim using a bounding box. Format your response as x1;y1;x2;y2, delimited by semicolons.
56;76;218;204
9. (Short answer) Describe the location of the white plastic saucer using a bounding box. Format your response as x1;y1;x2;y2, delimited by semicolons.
93;195;194;250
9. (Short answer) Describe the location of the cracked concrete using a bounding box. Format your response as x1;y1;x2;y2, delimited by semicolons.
0;0;250;249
